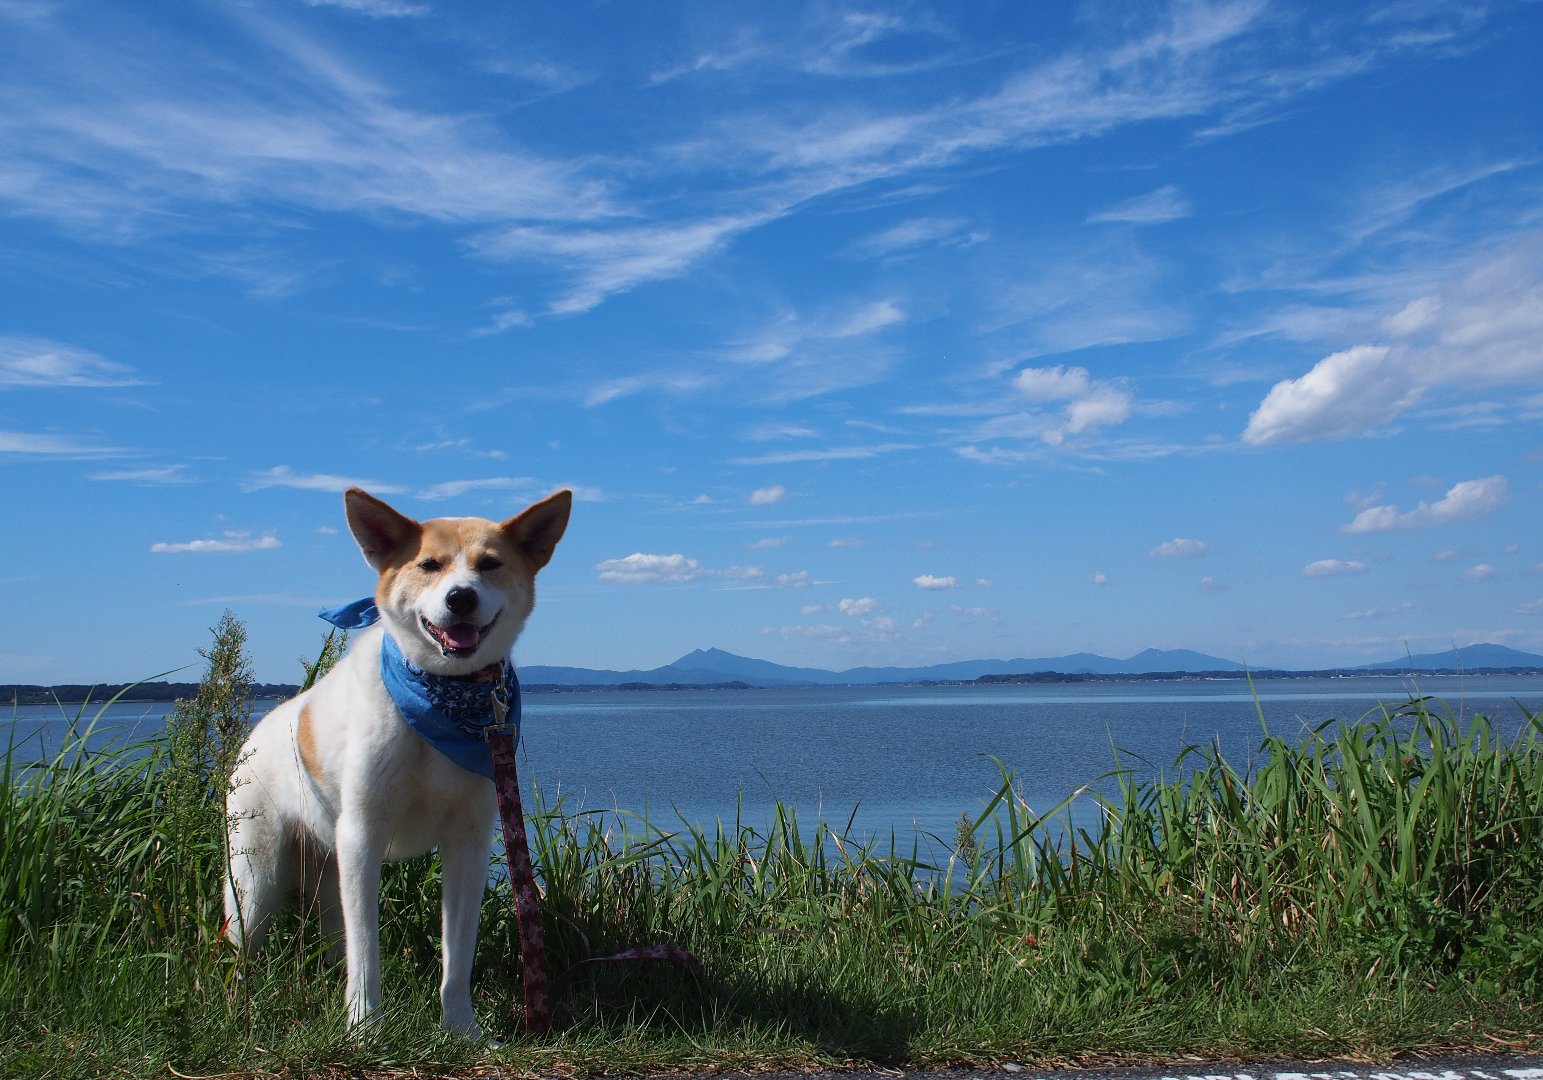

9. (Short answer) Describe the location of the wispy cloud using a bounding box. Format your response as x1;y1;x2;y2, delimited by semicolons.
0;337;145;388
1303;559;1368;578
415;476;535;501
913;574;958;590
0;5;611;239
583;369;714;407
1088;185;1192;225
151;531;280;554
474;212;775;316
302;0;429;17
0;430;130;457
243;466;405;494
89;464;198;485
729;443;914;466
843;216;986;260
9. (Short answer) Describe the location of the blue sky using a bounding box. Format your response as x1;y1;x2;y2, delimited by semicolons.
3;0;1542;685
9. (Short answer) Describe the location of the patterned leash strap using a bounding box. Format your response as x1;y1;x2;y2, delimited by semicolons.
485;682;702;1036
486;728;552;1034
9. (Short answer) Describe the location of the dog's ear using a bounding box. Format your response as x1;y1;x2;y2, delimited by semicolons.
502;489;572;571
344;488;422;572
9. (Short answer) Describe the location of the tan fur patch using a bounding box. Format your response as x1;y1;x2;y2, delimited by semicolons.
297;702;327;784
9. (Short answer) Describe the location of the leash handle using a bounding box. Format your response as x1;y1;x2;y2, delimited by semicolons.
487;731;552;1034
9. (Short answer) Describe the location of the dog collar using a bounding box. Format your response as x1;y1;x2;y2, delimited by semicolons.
318;600;520;781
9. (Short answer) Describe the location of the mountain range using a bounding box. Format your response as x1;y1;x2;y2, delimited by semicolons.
519;642;1543;688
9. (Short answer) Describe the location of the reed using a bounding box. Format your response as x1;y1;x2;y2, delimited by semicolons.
3;671;1540;1077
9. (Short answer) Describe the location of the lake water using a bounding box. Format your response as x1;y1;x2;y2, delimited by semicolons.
9;674;1542;852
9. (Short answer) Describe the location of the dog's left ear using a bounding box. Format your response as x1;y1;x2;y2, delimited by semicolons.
502;489;572;571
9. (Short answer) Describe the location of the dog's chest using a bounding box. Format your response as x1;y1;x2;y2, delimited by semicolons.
364;729;496;860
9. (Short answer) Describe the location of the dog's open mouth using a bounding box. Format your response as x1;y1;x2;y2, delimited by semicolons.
421;613;500;658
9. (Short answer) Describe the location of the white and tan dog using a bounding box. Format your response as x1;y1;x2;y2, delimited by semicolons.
222;487;571;1038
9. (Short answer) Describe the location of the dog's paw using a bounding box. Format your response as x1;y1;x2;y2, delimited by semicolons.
440;1010;487;1046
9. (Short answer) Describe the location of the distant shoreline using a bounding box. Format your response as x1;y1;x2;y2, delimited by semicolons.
6;666;1542;707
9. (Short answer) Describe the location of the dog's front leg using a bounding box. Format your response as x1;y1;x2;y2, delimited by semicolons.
335;813;386;1031
438;827;492;1038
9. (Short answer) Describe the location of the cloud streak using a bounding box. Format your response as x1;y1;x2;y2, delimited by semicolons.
151;532;280;554
1342;476;1508;533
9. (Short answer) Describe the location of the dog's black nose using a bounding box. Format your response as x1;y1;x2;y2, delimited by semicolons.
445;586;479;616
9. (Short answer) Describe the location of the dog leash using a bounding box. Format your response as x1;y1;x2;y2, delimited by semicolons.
487;671;701;1035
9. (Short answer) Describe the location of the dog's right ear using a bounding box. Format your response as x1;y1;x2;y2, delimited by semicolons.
344;488;422;572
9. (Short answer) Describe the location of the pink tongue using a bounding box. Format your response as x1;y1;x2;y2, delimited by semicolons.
443;623;480;651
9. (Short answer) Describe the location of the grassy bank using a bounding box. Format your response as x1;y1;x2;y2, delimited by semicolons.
4;675;1542;1077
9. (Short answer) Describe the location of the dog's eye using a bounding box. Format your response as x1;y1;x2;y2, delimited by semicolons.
475;556;503;572
417;558;443;573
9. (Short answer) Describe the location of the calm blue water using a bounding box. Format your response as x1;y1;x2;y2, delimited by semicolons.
9;675;1541;852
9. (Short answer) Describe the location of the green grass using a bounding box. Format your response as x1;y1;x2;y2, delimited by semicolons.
4;689;1542;1079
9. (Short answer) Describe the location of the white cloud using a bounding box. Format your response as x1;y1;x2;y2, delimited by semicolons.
775;571;813;589
1243;238;1543;446
0;337;145;388
1014;364;1092;402
838;597;880;617
1342;475;1509;533
1200;576;1227;592
913;574;958;590
243;466;405;494
747;536;794;550
595;552;762;585
1151;538;1208;559
595;553;704;584
1087;184;1192;225
1461;563;1496;583
1302;559;1368;578
998;365;1137;448
1091;570;1109;585
799;603;823;615
748;484;787;506
151;532;280;554
1243;345;1417;445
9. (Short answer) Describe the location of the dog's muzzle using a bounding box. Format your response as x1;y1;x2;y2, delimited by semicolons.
421;611;500;658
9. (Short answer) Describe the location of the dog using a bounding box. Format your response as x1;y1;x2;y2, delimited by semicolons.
222;486;571;1039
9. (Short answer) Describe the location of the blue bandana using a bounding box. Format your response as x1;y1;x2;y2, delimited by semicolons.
318;600;520;781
